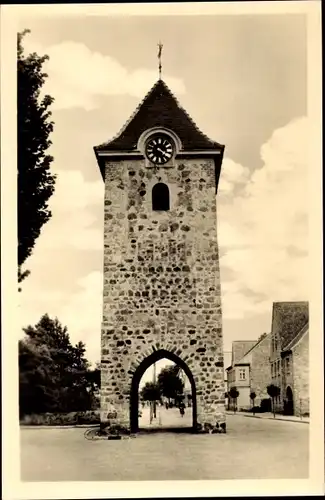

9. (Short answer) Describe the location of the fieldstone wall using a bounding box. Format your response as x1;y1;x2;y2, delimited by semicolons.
250;334;272;406
292;329;309;416
100;158;225;432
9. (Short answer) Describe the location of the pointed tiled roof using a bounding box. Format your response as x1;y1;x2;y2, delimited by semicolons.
271;301;309;349
94;79;224;152
282;322;308;352
231;341;256;366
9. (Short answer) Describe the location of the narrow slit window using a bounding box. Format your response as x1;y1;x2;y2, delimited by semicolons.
152;183;170;211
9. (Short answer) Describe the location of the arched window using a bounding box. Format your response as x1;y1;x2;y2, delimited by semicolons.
152;183;170;211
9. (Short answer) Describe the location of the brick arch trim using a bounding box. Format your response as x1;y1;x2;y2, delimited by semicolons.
130;349;197;433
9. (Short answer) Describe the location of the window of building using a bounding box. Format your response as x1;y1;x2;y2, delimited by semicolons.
271;363;274;378
286;357;290;374
152;183;170;211
239;368;246;380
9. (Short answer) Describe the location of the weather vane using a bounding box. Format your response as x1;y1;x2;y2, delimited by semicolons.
158;41;163;79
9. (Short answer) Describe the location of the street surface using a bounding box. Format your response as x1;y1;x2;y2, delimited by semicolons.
20;411;308;481
139;405;192;429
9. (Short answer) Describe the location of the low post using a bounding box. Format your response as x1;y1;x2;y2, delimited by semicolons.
149;401;153;424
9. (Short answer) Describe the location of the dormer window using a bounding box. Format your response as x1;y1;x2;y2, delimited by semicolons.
152;183;170;211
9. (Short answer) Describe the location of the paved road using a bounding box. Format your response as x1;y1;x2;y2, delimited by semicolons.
139;406;192;429
20;413;308;481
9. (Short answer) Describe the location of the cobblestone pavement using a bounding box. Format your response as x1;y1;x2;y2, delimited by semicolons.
20;412;308;481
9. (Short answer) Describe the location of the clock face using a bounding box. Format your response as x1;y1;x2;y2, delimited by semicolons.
145;135;174;165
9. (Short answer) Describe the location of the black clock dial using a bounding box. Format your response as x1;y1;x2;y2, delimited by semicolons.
145;135;174;165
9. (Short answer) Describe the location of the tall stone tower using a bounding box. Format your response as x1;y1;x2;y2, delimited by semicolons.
94;79;226;434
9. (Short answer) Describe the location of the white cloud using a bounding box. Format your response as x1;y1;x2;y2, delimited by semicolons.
218;158;250;195
23;38;186;110
18;169;104;363
59;271;103;363
35;169;104;252
50;170;103;211
19;271;103;364
218;117;309;320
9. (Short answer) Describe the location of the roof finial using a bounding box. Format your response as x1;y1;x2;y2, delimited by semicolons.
158;41;163;79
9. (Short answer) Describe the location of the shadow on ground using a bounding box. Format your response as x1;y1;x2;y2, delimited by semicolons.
138;426;194;434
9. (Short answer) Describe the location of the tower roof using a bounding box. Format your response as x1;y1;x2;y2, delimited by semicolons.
94;79;224;153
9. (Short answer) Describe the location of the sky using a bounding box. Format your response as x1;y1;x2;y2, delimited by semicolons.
15;9;308;376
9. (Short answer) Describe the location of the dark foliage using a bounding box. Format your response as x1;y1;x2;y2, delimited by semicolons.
157;365;184;402
267;384;281;417
19;314;99;417
140;382;161;402
229;386;239;399
17;29;56;284
260;398;272;412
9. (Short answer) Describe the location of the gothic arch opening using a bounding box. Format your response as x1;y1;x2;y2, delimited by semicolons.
152;183;170;211
285;386;294;416
130;349;197;433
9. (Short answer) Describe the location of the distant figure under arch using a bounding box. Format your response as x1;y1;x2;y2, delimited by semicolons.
152;183;170;211
130;349;197;433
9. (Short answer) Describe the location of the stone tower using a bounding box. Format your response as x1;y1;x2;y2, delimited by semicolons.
94;79;226;434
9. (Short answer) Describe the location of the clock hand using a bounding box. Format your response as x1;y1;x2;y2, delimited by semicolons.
157;148;168;158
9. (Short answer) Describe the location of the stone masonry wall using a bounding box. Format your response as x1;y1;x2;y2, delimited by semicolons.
292;330;309;416
250;334;271;406
100;158;225;432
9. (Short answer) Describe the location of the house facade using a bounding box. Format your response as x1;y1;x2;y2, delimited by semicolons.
226;336;271;410
226;301;309;416
226;341;256;409
270;301;309;414
249;333;271;406
281;323;309;416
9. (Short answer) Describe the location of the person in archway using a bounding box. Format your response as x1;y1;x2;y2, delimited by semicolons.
179;402;185;417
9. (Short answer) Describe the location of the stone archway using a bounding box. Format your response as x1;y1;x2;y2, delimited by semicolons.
285;386;294;416
130;349;197;433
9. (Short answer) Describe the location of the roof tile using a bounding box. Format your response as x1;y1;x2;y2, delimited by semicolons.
94;79;224;152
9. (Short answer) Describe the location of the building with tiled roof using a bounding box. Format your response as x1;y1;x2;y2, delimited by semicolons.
279;322;309;416
226;301;309;415
226;335;271;410
231;340;256;366
226;340;257;409
270;301;309;415
94;79;224;186
94;75;227;433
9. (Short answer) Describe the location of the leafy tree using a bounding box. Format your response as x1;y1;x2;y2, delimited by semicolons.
86;362;100;393
19;339;56;417
140;382;161;403
157;365;184;404
267;384;281;418
18;29;56;286
250;391;256;415
19;314;97;416
229;386;239;414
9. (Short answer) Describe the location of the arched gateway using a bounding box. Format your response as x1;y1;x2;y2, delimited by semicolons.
94;79;226;434
130;349;197;433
